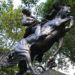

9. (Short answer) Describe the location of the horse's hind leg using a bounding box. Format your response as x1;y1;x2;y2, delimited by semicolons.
16;60;27;75
35;53;43;62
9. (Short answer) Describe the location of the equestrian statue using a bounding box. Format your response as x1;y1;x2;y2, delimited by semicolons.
0;5;73;75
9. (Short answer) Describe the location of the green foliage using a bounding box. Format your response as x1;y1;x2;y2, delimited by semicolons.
0;0;25;49
21;0;39;9
36;0;58;19
1;9;24;40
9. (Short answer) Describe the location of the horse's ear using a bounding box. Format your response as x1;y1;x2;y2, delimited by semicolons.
22;9;31;16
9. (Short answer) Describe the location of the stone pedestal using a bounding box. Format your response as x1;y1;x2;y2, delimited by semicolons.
41;69;66;75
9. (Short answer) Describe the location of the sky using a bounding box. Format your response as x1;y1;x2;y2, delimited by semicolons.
13;0;22;9
13;0;47;9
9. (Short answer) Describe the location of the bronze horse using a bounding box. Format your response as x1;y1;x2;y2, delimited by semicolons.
16;6;73;75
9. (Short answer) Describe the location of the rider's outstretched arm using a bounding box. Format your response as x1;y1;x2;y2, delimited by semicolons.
35;24;41;39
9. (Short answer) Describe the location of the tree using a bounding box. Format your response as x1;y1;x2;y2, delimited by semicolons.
0;0;25;50
21;0;39;10
0;0;23;75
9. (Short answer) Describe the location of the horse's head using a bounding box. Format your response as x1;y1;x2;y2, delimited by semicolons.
57;5;71;18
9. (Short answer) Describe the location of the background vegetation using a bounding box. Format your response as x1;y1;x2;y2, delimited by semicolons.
0;0;75;74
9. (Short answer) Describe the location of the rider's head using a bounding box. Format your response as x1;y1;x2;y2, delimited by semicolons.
21;8;32;26
22;8;31;16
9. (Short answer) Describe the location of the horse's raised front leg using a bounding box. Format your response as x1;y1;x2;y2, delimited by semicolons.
45;37;64;69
